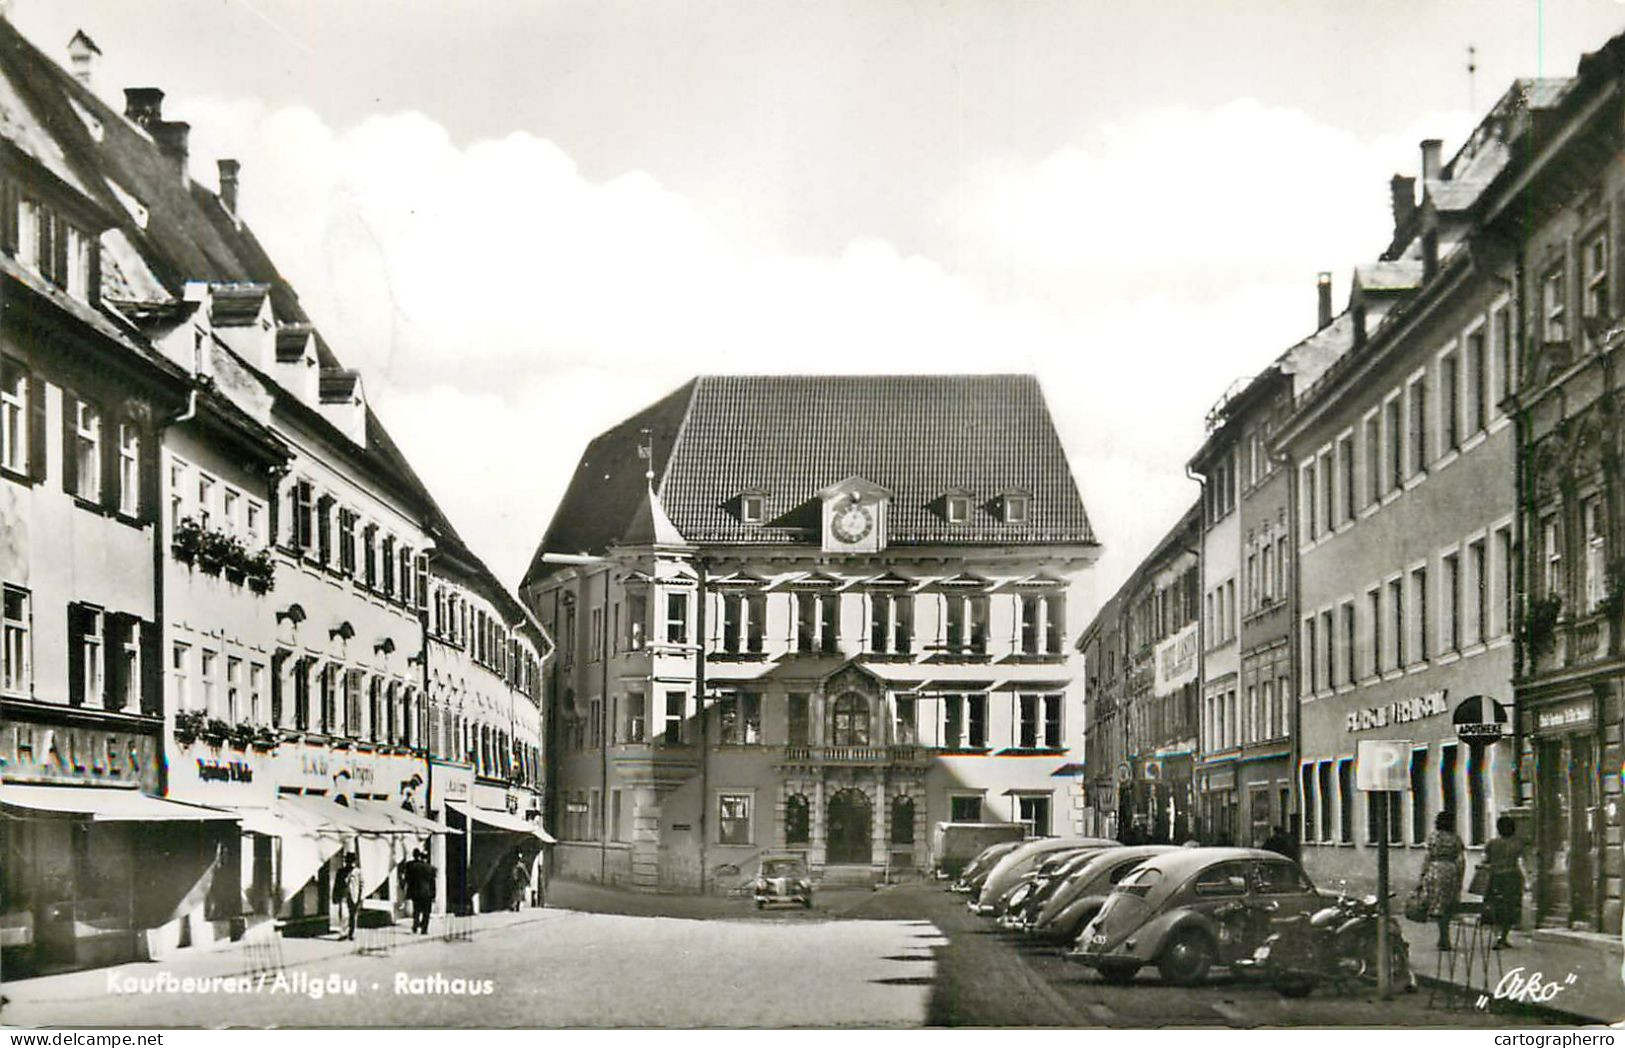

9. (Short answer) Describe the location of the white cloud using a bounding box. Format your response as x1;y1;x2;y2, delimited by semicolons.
170;92;1476;600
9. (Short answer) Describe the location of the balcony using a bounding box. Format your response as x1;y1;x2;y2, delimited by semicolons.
778;745;931;768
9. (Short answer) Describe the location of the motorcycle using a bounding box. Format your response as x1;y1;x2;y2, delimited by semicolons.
1243;885;1415;998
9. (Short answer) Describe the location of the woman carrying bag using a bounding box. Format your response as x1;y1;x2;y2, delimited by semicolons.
1420;811;1465;950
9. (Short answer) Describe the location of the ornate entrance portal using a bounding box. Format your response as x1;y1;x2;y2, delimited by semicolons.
826;788;872;865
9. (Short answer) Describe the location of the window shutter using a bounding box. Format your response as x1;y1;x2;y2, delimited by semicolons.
100;406;119;513
51;217;69;289
105;612;124;710
87;239;101;307
60;392;77;496
267;476;281;546
0;178;16;254
67;603;85;705
140;618;162;716
27;373;48;484
139;425;159;524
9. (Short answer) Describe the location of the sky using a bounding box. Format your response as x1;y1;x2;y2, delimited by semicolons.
9;0;1625;610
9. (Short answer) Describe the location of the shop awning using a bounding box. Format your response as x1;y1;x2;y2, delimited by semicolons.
356;799;448;835
0;783;239;822
457;803;556;843
279;793;410;835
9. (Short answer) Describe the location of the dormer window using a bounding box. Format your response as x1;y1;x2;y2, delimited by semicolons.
15;196;93;303
945;494;970;524
1003;494;1029;524
740;493;766;525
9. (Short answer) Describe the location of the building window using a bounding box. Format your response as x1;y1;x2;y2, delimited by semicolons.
1439;744;1460;837
717;793;752;846
1443;552;1461;652
740;494;765;524
1342;602;1356;685
662;690;685;745
1337;758;1354;844
1409;747;1429;845
870;593;914;654
197;472;217;529
1017;693;1061;749
1543;264;1567;342
1368;587;1383;677
1543;515;1563;600
794;591;839;654
621;690;646;743
895;696;917;744
720;592;766;654
1496;306;1513;404
1585;498;1607;613
1301;764;1317;843
1466;331;1487;435
944;594;989;655
787;692;809;746
1469;539;1488;645
2;359;30;477
1361;415;1381;506
663;592;689;645
1495;525;1514;637
1303;617;1317;693
625;590;648;650
116;424;140;516
1337;434;1355;524
1319;449;1333;533
1320;609;1333;690
1317;761;1334;843
1441;351;1460;451
1390;578;1406;667
968;693;987;748
1003;494;1028;523
1386;397;1404;491
1017;794;1051;837
718;691;761;745
1366;789;1403;845
831;693;871;746
338;509;358;574
67;604;104;706
1408;377;1427;475
945;494;970;524
172;641;192;710
200;648;218;717
70;399;101;502
292;480;313;551
1584;231;1608;319
1300;462;1317;540
1016;593;1064;655
225;656;242;722
950;794;982;822
249;662;265;725
2;586;31;697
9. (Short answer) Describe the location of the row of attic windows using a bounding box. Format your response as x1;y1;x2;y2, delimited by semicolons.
1;177;97;305
735;491;1030;525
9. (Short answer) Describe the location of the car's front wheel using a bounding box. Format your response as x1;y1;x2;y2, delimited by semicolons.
1158;929;1215;987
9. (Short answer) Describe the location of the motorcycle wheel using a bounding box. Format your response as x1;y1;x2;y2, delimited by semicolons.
1276;974;1318;998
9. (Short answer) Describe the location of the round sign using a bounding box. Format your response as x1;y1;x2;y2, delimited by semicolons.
1453;694;1509;744
1116;761;1133;785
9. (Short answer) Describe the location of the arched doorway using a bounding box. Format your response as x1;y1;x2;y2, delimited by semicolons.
827;788;872;864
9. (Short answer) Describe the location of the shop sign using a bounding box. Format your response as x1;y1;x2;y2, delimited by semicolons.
428;758;473;811
1346;690;1448;733
0;723;160;792
1453;694;1509;744
1536;701;1592;732
196;759;254;783
1153;624;1198;697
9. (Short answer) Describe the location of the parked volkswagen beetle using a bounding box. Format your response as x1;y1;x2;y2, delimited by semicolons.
950;839;1026;895
1024;845;1176;941
973;837;1116;917
1070;847;1322;986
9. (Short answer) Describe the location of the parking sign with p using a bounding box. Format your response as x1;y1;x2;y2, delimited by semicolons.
1356;739;1411;791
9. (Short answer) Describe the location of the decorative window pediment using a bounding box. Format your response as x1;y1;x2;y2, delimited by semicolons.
711;570;767;589
786;570;844;590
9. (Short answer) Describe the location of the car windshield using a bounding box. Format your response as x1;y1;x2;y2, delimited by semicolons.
761;860;804;878
1112;866;1163;897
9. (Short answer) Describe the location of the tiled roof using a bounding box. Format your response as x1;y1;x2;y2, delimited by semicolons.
524;375;1096;584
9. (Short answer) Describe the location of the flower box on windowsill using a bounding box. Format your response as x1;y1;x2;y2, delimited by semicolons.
250;728;279;751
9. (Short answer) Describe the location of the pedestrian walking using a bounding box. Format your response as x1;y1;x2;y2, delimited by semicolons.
509;855;531;912
1420;811;1465;950
332;852;363;941
1483;815;1524;949
399;847;437;934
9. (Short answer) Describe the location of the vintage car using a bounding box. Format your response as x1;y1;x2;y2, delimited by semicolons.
998;848;1104;929
1024;845;1176;941
1070;847;1322;986
972;837;1116;917
753;856;813;909
950;839;1026;895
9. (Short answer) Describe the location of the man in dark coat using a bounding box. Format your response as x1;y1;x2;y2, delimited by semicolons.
399;847;437;934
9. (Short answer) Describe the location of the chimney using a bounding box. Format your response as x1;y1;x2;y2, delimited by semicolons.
1422;228;1439;281
67;30;101;90
1390;175;1416;241
1420;139;1443;183
1316;272;1333;331
218;159;241;216
124;87;164;128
